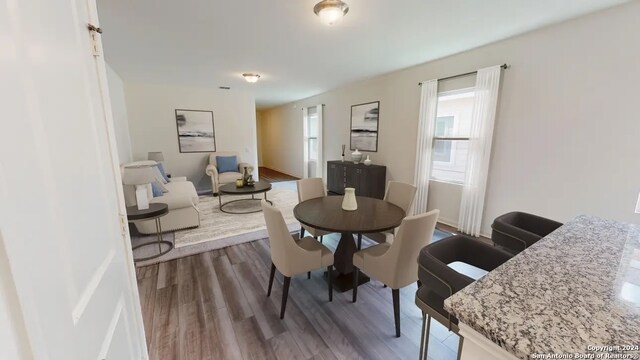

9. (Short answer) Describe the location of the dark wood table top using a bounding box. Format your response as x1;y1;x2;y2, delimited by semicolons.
294;196;405;233
126;203;169;221
219;180;272;195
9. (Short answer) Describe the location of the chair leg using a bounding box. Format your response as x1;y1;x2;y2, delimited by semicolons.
300;226;305;238
327;266;333;302
280;276;291;319
352;267;359;303
357;234;362;250
267;263;276;297
392;289;400;337
419;312;427;360
320;235;323;244
456;334;464;360
424;314;431;360
307;271;311;279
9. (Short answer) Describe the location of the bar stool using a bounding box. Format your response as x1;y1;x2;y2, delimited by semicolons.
491;211;562;254
416;235;512;360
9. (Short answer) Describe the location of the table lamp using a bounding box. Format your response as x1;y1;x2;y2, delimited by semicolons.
148;151;164;163
122;165;156;210
636;192;640;214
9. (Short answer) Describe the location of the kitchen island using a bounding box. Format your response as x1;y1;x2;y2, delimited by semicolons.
444;215;640;360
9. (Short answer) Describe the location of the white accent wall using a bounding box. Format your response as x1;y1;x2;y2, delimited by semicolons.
124;83;258;192
105;64;133;164
260;2;640;235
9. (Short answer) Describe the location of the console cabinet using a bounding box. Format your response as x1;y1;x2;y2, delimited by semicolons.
326;160;386;199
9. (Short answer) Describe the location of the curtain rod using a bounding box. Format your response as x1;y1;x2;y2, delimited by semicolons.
418;64;509;86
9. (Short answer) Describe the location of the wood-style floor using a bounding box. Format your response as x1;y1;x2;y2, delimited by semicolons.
259;167;300;183
136;233;461;360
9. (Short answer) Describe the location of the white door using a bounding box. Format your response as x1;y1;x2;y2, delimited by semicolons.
0;0;147;359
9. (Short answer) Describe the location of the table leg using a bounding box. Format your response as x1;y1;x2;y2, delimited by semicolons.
328;232;369;292
156;218;162;253
218;193;222;208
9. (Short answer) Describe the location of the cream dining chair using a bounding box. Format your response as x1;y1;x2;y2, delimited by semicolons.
297;178;333;243
352;209;439;337
262;200;335;319
360;181;418;248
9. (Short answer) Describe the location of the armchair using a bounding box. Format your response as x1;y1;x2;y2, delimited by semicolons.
205;152;253;195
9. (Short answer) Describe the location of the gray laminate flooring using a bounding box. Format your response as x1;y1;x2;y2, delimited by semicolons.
136;234;460;360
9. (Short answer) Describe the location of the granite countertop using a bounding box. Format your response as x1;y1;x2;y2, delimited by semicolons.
444;215;640;359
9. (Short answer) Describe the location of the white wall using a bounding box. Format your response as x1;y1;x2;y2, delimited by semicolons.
105;64;133;164
261;1;640;235
125;83;258;192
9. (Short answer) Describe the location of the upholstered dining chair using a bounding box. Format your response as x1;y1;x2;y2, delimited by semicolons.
360;181;418;248
297;178;333;244
352;209;439;337
262;200;335;319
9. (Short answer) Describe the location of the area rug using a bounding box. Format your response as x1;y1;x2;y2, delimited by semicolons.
174;185;299;249
131;182;300;266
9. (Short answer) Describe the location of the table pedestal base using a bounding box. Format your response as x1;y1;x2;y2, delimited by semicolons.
324;271;370;293
328;231;369;292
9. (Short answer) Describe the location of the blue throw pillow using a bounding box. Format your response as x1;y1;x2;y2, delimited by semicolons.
151;182;164;197
217;155;238;173
154;163;170;183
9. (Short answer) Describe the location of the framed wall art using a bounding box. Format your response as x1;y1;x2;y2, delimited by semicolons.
350;101;380;152
175;109;216;153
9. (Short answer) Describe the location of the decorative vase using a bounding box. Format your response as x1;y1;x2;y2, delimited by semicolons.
242;166;251;185
342;188;358;211
363;155;372;166
351;149;363;164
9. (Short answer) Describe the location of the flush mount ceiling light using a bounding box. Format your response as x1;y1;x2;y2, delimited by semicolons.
314;0;349;26
242;73;260;83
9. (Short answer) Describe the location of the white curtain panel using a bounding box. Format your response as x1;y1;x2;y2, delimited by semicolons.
315;104;324;178
458;65;502;236
302;107;309;178
413;79;438;214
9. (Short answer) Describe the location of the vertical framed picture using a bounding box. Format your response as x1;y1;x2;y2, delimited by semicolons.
175;109;216;153
350;101;380;152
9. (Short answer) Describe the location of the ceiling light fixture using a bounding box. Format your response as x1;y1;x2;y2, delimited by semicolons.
242;73;260;83
314;0;349;26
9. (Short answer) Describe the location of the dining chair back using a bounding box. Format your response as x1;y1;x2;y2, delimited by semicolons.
262;200;335;318
297;177;326;202
385;181;417;216
352;209;439;337
296;177;330;241
361;181;417;246
378;209;439;288
262;200;297;276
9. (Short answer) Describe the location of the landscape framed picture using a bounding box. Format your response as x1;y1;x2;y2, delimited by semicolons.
175;109;216;153
350;101;380;152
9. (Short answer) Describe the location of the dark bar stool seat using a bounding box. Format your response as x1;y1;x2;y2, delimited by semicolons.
416;235;512;360
491;211;562;254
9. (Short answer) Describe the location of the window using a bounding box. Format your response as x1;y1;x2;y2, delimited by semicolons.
431;90;475;183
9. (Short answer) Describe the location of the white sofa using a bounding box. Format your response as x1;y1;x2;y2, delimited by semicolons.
122;161;200;234
205;152;253;195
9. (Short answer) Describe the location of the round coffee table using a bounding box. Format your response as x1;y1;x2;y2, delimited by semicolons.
218;180;273;214
127;203;173;262
294;196;405;291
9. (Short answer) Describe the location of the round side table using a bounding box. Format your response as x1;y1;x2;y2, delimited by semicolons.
127;203;173;262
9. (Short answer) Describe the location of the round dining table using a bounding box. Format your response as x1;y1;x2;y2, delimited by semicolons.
293;196;405;292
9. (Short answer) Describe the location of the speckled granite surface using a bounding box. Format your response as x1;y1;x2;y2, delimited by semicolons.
444;215;640;359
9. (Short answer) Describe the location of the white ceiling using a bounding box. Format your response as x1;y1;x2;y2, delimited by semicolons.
98;0;626;109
